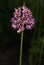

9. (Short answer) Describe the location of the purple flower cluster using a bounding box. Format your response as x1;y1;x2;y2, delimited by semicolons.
11;5;35;33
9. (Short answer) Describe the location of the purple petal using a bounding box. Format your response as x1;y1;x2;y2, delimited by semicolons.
26;25;32;30
12;23;16;29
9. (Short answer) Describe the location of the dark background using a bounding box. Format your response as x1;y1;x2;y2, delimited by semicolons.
0;0;44;65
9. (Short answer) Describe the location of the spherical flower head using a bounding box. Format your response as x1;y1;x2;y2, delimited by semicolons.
11;5;35;33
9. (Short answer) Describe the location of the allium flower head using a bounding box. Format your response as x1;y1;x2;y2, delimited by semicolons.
11;4;35;33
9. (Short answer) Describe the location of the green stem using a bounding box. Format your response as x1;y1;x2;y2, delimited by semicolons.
20;32;24;65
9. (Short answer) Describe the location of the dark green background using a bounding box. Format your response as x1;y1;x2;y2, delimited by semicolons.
0;0;44;65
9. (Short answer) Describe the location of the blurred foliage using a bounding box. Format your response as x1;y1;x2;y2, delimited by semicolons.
29;36;44;65
29;37;44;53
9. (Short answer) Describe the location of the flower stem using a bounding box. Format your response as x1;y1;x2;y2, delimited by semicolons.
20;32;24;65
